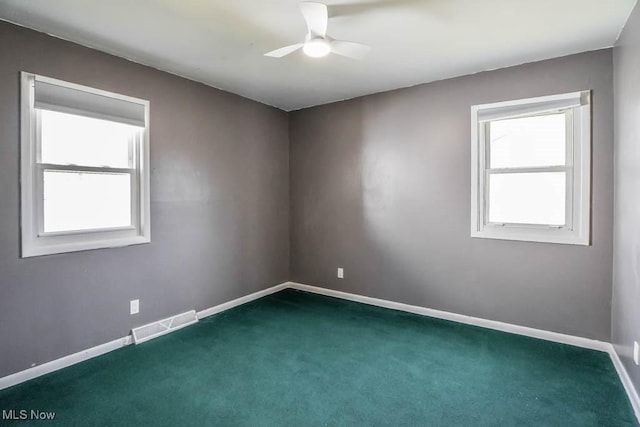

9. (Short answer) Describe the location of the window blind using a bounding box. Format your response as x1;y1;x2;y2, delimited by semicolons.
34;79;146;127
476;91;588;122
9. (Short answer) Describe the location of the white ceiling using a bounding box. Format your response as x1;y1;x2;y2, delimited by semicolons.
0;0;636;111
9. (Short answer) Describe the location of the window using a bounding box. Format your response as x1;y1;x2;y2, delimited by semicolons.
20;72;150;257
470;91;591;245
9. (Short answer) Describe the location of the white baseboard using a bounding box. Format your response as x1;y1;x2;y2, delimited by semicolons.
1;279;638;425
0;282;289;391
197;282;289;319
287;281;640;423
0;335;132;391
287;282;609;352
609;345;640;422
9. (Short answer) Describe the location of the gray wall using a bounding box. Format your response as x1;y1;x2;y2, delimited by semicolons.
0;18;620;380
613;1;640;395
290;49;614;341
0;21;289;377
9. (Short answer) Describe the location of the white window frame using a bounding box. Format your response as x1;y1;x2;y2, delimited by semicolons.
470;91;591;245
20;72;151;257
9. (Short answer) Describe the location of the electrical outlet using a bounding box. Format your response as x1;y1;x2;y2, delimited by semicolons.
634;341;639;365
337;268;344;279
130;299;139;315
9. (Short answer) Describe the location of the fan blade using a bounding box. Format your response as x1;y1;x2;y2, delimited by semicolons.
300;2;328;37
330;40;371;60
264;43;304;58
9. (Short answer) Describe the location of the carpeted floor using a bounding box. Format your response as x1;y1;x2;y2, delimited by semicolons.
0;289;637;426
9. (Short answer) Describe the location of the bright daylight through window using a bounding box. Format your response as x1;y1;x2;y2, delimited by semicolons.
470;91;591;245
20;72;150;257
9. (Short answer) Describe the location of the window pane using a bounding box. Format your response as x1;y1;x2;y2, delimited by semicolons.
489;113;566;169
489;172;566;225
40;110;138;168
43;170;131;233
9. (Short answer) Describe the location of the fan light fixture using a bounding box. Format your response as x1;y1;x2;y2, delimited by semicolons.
303;38;331;58
264;2;370;60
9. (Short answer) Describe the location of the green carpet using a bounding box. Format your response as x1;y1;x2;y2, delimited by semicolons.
0;289;636;426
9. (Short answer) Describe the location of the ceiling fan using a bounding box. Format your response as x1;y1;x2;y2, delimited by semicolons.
265;2;371;60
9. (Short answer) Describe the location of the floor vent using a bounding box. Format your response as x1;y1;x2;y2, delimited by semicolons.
131;310;198;344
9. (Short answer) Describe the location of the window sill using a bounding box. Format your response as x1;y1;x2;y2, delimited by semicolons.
21;234;150;258
471;228;589;246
